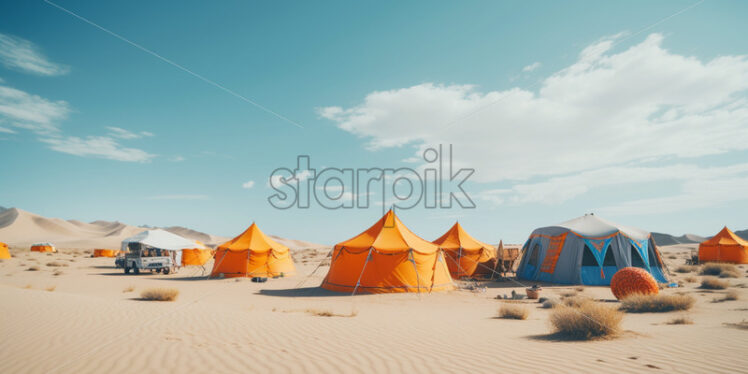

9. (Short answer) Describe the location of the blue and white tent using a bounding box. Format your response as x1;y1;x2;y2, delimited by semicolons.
516;214;668;285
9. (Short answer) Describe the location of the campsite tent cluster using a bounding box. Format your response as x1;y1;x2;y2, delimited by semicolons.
13;209;748;292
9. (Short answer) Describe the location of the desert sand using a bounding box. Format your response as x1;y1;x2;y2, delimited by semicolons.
0;243;747;374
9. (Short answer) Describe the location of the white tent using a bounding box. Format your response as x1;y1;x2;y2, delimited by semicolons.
121;229;206;266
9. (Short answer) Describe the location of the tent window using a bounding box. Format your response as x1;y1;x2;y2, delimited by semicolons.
630;246;646;268
528;243;540;267
648;247;661;267
603;248;617;267
582;245;598;266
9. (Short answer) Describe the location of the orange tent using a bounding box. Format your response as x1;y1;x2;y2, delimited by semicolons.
0;242;10;259
30;243;56;253
93;249;119;257
699;227;748;264
322;210;454;294
211;223;295;278
182;241;213;266
433;222;497;279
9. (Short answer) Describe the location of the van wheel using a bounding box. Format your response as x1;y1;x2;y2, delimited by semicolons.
133;266;140;275
124;267;130;274
156;268;162;273
163;268;170;275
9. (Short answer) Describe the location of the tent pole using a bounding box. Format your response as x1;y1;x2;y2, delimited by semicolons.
352;247;373;296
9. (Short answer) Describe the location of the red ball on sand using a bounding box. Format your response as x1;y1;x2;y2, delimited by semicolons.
610;267;659;300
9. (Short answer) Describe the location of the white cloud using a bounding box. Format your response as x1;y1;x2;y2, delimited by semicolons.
106;126;154;140
170;155;185;162
476;163;748;206
39;136;155;162
0;81;155;162
242;180;255;189
522;62;541;72
599;174;748;215
147;194;210;200
0;33;69;76
319;33;748;183
0;84;69;134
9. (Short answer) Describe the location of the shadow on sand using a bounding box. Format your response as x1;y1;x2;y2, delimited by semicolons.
258;286;349;298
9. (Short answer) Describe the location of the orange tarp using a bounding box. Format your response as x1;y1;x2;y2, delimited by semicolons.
211;223;295;278
322;210;454;293
93;249;119;257
31;245;56;253
433;222;497;279
182;248;213;266
0;242;10;259
699;227;748;264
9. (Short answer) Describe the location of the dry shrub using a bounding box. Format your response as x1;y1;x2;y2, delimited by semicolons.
549;302;623;340
305;308;358;318
53;270;63;276
715;290;739;302
575;287;585;292
559;290;578;298
668;255;677;259
123;286;135;293
701;277;729;290
675;265;697;273
23;284;32;289
497;304;530;320
620;293;695;313
667;315;693;325
724;320;748;330
684;276;698;283
46;286;56;292
46;261;68;267
701;263;739;278
562;295;593;308
26;266;39;271
140;288;179;302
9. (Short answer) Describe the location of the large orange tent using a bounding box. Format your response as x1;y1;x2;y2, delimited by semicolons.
433;222;497;279
0;242;10;259
211;223;295;278
30;242;56;253
182;241;213;266
699;227;748;264
322;209;454;294
93;249;120;257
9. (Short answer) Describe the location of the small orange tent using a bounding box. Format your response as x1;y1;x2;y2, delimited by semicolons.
699;227;748;264
211;223;295;278
0;242;10;259
433;222;497;279
322;209;454;294
182;241;213;266
30;243;56;253
93;249;119;257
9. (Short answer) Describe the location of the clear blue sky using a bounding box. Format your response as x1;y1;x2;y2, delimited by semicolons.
1;0;747;244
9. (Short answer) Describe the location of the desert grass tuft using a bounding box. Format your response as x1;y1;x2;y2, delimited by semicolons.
684;276;698;283
723;320;748;330
701;263;740;278
140;288;179;302
53;270;64;276
675;265;697;273
46;261;68;267
26;266;40;271
701;277;729;290
562;295;593;308
497;304;530;320
620;294;695;313
305;308;358;317
123;286;135;293
549;302;623;340
46;286;56;292
714;290;739;302
666;315;694;325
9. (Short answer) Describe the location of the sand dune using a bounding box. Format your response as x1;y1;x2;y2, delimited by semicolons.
0;208;321;250
0;246;746;373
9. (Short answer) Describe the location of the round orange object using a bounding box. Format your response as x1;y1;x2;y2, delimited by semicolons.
610;267;659;300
